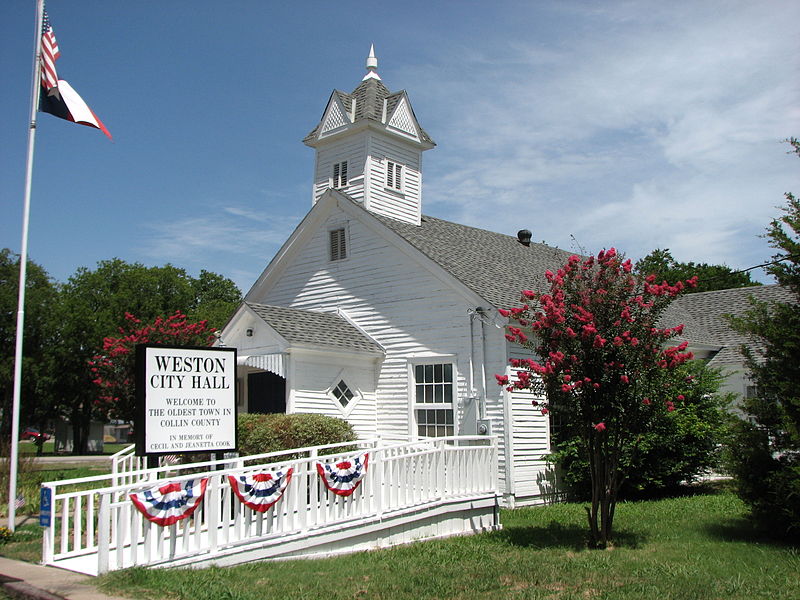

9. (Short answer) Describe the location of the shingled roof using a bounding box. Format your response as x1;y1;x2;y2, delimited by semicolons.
673;284;795;366
246;302;383;355
374;212;576;308
303;77;434;145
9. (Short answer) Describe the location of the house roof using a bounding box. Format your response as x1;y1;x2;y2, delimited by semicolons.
246;302;383;355
303;77;434;145
673;284;795;366
374;212;576;308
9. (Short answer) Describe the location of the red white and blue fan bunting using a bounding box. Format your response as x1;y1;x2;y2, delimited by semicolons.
129;478;208;527
316;453;369;497
227;468;294;513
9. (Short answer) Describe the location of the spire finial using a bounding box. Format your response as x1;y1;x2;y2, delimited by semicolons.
363;44;381;81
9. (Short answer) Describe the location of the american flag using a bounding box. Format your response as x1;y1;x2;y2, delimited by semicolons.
14;494;25;509
40;8;61;95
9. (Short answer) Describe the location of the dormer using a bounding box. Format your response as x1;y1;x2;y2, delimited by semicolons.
303;46;435;226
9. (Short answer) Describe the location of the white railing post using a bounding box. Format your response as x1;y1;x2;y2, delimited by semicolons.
97;492;111;575
308;448;319;530
373;447;383;518
208;474;220;553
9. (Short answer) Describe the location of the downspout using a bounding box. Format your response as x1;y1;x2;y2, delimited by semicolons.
476;307;488;421
468;310;476;402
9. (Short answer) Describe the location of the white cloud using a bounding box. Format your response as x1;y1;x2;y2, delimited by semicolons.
140;207;302;290
406;0;799;279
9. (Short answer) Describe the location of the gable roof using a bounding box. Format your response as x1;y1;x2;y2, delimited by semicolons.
373;212;575;308
246;302;383;355
673;284;794;366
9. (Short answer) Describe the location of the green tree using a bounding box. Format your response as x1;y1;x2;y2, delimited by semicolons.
189;269;243;328
0;249;59;444
726;138;800;538
54;260;240;453
553;361;731;500
635;248;760;294
497;248;696;547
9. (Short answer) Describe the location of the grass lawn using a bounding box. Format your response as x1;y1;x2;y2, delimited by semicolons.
17;440;130;456
82;488;800;600
0;464;110;518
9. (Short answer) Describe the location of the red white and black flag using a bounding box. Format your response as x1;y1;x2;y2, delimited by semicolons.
38;5;112;139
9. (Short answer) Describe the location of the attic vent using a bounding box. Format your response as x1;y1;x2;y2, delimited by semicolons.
517;229;532;246
329;227;347;261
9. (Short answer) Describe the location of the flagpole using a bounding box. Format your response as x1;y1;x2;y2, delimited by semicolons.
9;0;45;532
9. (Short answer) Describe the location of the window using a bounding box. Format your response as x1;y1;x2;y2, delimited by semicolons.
329;227;347;261
331;379;355;409
386;161;402;191
413;362;455;437
333;161;348;188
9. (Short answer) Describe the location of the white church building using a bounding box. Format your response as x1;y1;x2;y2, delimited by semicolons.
219;49;572;507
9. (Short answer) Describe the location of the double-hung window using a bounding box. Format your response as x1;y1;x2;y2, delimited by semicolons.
412;362;455;438
333;161;348;188
386;161;402;191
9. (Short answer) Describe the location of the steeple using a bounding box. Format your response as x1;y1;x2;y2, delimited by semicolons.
303;48;435;226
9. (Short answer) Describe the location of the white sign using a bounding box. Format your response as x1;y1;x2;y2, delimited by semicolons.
136;345;237;455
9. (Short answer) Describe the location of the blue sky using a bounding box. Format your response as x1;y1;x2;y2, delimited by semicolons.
2;1;798;293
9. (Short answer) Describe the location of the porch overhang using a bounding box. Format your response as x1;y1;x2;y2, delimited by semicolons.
237;353;287;378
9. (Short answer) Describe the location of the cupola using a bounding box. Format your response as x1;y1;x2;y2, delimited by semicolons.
303;46;435;225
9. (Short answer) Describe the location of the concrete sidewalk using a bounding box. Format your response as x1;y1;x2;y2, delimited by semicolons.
0;557;127;600
1;517;126;600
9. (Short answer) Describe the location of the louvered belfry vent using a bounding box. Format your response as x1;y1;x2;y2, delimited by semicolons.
333;161;348;188
330;228;347;261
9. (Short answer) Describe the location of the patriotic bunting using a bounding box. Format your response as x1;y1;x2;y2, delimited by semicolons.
227;468;294;513
129;478;208;526
316;453;369;497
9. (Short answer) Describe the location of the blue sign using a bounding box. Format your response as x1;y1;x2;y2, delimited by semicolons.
39;487;52;527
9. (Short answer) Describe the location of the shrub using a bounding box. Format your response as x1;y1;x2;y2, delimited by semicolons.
237;413;356;457
552;361;730;500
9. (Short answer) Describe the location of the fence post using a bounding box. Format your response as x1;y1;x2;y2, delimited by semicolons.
373;447;383;518
97;492;111;575
208;474;220;553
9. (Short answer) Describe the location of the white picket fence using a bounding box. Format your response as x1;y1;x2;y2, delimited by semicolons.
42;436;500;575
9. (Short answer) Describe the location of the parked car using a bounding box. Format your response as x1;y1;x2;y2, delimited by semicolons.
21;427;51;442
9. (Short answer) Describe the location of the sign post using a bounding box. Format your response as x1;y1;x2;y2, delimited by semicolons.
39;486;51;527
135;345;237;457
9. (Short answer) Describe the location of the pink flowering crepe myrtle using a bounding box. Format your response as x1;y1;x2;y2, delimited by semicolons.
492;247;698;548
88;311;217;421
495;248;697;423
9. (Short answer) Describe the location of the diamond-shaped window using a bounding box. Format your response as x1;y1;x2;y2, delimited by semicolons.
331;380;355;408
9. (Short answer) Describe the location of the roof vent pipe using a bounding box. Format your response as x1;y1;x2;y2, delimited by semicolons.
517;229;532;246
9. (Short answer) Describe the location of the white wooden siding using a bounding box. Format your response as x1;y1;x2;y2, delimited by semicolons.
246;201;546;503
363;134;422;225
258;210;484;442
289;354;378;438
314;139;367;204
505;353;558;505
